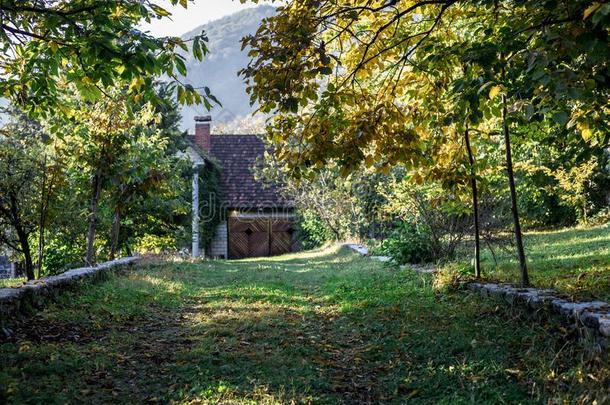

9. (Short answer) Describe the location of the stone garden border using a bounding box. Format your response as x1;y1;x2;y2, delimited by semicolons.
468;283;610;349
345;244;609;349
0;256;140;321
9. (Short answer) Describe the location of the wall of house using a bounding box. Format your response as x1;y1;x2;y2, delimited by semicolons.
0;257;13;279
209;222;228;258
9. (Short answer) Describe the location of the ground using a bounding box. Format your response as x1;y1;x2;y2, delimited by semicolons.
1;246;608;404
475;223;610;301
0;278;25;288
3;223;609;299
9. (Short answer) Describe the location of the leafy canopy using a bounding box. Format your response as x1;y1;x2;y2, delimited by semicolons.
0;0;215;115
241;0;610;176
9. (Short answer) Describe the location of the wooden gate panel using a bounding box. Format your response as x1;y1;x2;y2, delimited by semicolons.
228;217;296;259
228;218;270;259
271;220;293;232
229;231;249;259
270;219;294;256
270;232;292;255
249;231;270;257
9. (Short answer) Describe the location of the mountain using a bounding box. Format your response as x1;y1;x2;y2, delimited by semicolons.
178;5;276;131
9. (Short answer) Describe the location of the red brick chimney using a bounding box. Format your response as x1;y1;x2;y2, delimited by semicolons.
194;115;212;152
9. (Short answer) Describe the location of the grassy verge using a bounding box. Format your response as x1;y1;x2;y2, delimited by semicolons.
465;223;610;301
0;277;26;288
1;246;608;404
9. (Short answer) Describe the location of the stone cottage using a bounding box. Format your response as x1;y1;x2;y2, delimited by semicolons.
186;116;296;259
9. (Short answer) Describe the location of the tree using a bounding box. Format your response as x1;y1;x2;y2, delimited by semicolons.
105;82;195;258
50;89;157;265
463;129;481;278
0;0;215;115
0;108;50;280
242;0;609;286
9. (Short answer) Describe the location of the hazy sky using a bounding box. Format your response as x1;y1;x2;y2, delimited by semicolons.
142;0;271;37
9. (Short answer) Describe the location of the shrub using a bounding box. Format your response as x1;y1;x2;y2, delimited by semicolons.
378;221;434;264
295;210;333;249
133;234;177;255
43;236;86;276
432;262;472;293
588;207;610;226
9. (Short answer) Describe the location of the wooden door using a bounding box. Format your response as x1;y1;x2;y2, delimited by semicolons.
228;217;296;259
270;220;295;256
228;218;269;259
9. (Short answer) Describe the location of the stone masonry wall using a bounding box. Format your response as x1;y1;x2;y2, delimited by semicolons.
0;257;140;321
468;283;609;350
0;256;12;279
209;222;228;258
0;265;12;280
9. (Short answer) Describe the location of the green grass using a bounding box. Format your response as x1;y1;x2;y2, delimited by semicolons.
472;223;610;301
1;246;608;404
0;277;26;288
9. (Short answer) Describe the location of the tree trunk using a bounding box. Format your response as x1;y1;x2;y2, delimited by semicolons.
8;192;35;280
109;206;121;260
37;155;48;278
16;225;34;280
501;93;529;287
86;172;102;266
36;217;45;278
464;129;481;279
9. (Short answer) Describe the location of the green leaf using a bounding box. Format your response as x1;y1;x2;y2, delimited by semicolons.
552;111;569;126
174;57;187;76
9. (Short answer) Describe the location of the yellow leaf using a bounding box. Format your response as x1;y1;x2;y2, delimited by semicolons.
488;85;502;100
583;2;601;19
577;121;593;141
505;368;522;376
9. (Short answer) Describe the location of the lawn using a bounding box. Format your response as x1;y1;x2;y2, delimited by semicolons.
1;246;608;404
0;278;26;289
473;223;610;301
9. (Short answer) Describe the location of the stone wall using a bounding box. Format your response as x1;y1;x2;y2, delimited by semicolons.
0;266;12;280
0;256;12;279
0;256;140;321
209;222;228;258
467;283;609;349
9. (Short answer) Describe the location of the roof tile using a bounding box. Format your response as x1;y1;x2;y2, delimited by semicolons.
210;135;290;209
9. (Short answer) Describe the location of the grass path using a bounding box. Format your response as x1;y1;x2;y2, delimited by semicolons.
1;246;608;404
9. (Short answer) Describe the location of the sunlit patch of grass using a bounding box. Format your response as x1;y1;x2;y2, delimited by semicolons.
0;277;26;288
237;243;344;263
468;223;610;300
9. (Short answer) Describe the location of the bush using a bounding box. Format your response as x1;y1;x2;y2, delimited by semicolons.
588;207;610;226
43;236;85;276
378;221;434;264
433;263;471;293
295;210;333;249
133;234;177;255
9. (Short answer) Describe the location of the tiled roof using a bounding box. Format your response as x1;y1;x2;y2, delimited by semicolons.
210;135;291;210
